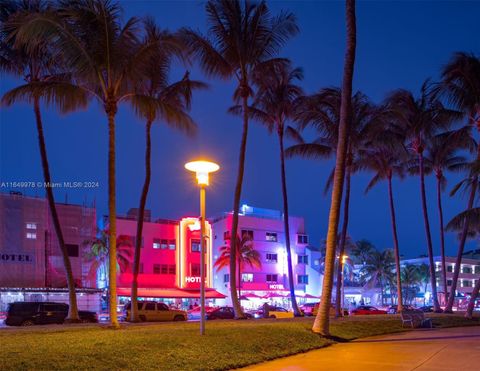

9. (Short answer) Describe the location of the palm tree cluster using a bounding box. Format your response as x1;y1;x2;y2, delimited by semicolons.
1;0;479;333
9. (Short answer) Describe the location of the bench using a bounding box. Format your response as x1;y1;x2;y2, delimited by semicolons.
400;310;432;328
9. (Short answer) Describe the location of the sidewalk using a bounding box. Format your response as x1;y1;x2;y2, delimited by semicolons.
241;326;480;371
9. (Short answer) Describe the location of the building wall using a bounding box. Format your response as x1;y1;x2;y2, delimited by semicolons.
0;192;96;288
211;205;318;304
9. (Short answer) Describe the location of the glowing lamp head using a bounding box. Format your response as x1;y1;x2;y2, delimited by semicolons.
185;160;220;186
341;255;348;264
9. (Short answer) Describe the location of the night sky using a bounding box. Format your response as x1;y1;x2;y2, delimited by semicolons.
1;1;479;258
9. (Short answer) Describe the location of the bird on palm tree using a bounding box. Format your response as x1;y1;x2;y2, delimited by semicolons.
1;0;89;322
214;234;261;299
128;19;204;322
439;52;480;313
231;61;304;316
12;0;182;327
387;81;462;312
182;0;298;318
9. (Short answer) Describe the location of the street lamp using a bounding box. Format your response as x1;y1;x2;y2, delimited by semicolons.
185;160;219;335
341;254;348;314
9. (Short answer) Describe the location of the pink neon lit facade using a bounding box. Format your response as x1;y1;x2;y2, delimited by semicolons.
115;211;215;297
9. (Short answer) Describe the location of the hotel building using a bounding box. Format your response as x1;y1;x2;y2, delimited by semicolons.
0;192;99;312
210;204;322;308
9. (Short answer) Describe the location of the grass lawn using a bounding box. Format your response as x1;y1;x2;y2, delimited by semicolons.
1;314;478;370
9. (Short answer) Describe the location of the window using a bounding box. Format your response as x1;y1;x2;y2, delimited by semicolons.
191;264;201;276
242;273;253;282
224;274;230;283
160;239;168;249
298;275;309;284
297;234;308;244
266;274;278;283
66;244;79;257
463;266;473;274
153;239;161;249
447;279;453;286
41;303;67;312
241;229;254;240
168;264;176;274
463;280;472;287
191;239;201;252
153;264;161;274
161;264;168;274
144;303;156;311
266;232;277;242
158;303;168;311
168;240;176;250
26;223;37;230
447;265;453;272
266;253;278;263
26;232;37;239
298;255;308;264
475;266;480;274
223;231;230;240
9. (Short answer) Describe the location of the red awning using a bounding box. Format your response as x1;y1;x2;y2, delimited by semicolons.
117;287;226;299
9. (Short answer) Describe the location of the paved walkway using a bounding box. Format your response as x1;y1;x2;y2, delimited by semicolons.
242;326;480;371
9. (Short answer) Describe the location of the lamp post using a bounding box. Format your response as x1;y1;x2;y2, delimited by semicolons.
185;160;219;335
341;254;348;314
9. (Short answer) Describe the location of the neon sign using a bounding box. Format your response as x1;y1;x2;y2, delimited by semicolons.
269;284;284;290
185;276;202;283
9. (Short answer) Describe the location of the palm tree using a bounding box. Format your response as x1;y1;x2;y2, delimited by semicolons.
360;249;395;306
182;0;298;318
214;234;261;298
128;20;202;322
350;239;375;266
360;138;406;312
1;0;89;322
387;82;461;312
234;61;304;316
422;129;473;304
401;264;420;305
312;0;357;336
416;263;431;306
84;230;133;287
439;52;480;313
11;0;180;327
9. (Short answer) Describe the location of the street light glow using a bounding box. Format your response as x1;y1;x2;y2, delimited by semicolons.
185;160;220;186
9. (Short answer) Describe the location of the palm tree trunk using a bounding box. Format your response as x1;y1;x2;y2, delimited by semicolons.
388;175;403;312
418;152;441;312
229;90;249;319
130;119;153;322
465;276;480;319
436;173;448;306
444;178;478;312
34;97;80;322
335;163;351;317
279;129;301;317
312;0;356;336
106;100;119;328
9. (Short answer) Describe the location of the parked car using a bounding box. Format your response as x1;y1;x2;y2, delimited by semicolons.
351;305;387;315
187;306;218;320
419;305;434;313
387;304;416;314
125;301;186;322
253;305;294;319
5;302;97;326
303;302;349;317
206;306;253;320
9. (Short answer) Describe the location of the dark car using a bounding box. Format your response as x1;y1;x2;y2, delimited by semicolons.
5;302;97;326
387;304;416;314
300;303;316;316
207;306;252;320
419;305;434;313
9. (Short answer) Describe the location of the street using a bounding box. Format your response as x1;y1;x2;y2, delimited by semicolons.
242;326;480;371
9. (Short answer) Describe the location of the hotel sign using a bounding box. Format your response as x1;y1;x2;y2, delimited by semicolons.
269;284;284;290
1;253;33;263
185;276;202;283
